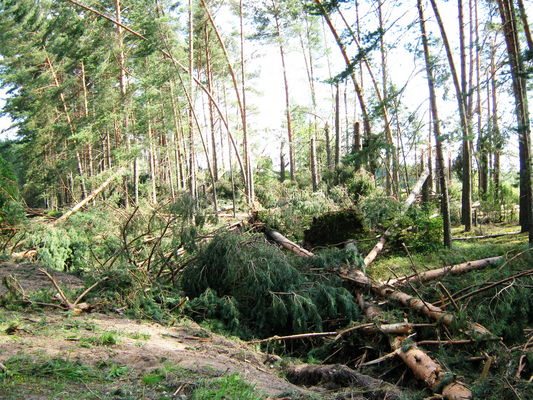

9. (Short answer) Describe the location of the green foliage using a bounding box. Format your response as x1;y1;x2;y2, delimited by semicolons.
191;374;262;400
0;356;101;383
182;233;360;339
388;208;444;253
322;166;375;204
358;196;401;230
479;182;519;223
0;155;24;225
256;188;337;240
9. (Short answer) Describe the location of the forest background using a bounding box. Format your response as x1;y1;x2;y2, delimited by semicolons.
0;1;532;398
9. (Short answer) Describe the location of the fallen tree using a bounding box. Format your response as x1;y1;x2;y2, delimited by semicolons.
52;168;126;226
383;256;504;286
358;295;472;400
340;268;492;337
363;168;429;267
452;231;521;241
265;230;315;257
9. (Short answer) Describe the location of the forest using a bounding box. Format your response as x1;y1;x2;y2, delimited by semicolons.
0;0;531;399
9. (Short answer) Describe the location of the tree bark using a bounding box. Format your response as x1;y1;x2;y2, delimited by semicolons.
429;0;472;232
496;0;532;244
383;256;503;286
266;230;315;258
357;296;472;400
418;0;452;247
334;82;340;167
341;268;491;337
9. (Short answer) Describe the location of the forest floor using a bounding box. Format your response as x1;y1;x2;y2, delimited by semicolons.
0;222;531;400
0;297;312;399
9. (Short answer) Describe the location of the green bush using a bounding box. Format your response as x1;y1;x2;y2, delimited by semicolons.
182;233;360;339
358;196;401;230
256;189;336;240
322;166;375;204
387;207;443;253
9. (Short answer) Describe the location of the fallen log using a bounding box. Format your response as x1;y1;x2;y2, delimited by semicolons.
286;363;401;399
383;256;504;286
364;168;429;267
52;168;126;226
265;230;315;258
390;337;472;400
248;322;416;344
358;295;472;400
452;231;521;241
341;269;492;337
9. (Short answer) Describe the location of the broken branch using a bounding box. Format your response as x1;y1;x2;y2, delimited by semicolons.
363;168;429;267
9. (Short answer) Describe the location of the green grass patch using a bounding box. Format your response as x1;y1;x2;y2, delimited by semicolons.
191;374;262;400
370;227;528;282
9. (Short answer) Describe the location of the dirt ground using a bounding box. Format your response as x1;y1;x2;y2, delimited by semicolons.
0;261;84;295
0;262;312;399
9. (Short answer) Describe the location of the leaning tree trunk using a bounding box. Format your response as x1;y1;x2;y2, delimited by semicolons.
418;0;452;247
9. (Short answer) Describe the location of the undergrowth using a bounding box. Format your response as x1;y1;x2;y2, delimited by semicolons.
182;233;361;340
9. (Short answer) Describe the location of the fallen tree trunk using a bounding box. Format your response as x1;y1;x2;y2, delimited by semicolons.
265;230;315;257
341;269;492;337
364;168;429;267
357;295;472;400
52;168;125;226
286;363;401;399
383;256;504;286
390;337;472;400
452;231;521;241
248;322;415;344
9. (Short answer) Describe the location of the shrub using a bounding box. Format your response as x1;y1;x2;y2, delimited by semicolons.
358;196;401;230
387;207;443;253
256;189;336;240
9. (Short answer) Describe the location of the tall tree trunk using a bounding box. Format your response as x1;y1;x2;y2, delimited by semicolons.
239;0;253;202
458;0;473;231
496;0;532;243
516;0;533;55
272;0;295;181
324;123;332;170
418;0;452;247
114;0;130;208
200;0;251;203
280;141;286;182
45;53;88;200
429;0;472;231
204;26;218;184
310;137;318;191
474;0;488;199
314;0;371;140
299;16;319;189
188;0;197;200
490;38;501;198
334;83;340;167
